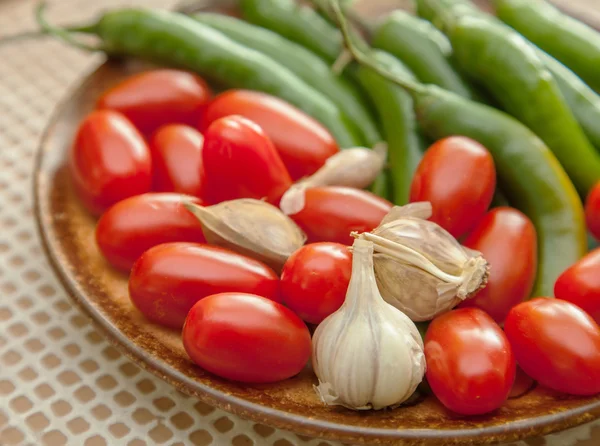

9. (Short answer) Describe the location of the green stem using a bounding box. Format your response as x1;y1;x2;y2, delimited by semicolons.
34;1;102;52
329;0;426;96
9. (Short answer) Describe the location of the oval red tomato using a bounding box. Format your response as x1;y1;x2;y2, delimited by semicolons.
97;69;212;136
183;292;311;383
70;110;152;216
130;243;281;329
459;207;537;323
280;242;352;324
410;136;496;238
555;248;600;324
201;115;292;205
95;193;206;272
424;308;515;415
149;124;204;197
199;90;339;180
505;298;600;396
586;182;600;241
285;186;392;245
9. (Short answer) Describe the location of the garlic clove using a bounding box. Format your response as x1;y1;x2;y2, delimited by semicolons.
356;202;489;321
279;144;387;215
312;238;425;411
185;199;306;273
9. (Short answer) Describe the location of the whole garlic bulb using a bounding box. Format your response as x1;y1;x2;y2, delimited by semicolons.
311;238;425;411
356;202;489;321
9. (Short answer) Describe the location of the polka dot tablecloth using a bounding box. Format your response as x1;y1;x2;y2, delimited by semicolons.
0;1;600;445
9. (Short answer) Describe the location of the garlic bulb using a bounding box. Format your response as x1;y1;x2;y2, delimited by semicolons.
356;202;489;321
312;238;425;411
185;199;306;273
280;144;387;215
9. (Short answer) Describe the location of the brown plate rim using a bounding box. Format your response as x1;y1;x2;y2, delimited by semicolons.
32;58;600;446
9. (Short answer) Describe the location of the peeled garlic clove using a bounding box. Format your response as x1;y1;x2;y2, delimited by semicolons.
185;199;306;273
357;202;489;321
312;238;425;411
279;144;387;215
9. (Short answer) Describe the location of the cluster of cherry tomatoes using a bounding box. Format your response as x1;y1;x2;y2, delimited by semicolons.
70;67;600;416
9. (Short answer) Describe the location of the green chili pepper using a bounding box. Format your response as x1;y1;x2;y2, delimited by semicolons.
432;11;600;196
240;0;342;63
33;3;360;148
192;12;381;146
370;11;479;100
356;51;425;205
332;0;586;296
369;169;393;202
540;51;600;152
495;0;600;92
416;0;484;26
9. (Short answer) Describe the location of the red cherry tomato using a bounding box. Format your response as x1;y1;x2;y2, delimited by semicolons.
555;248;600;324
95;193;206;272
183;292;311;383
97;69;212;136
286;186;392;245
130;243;281;329
459;207;537;323
424;308;515;415
585;182;600;241
505;298;600;396
509;366;535;399
201;115;292;205
410;136;496;238
199;90;339;180
149;124;204;197
70;110;152;216
280;243;352;324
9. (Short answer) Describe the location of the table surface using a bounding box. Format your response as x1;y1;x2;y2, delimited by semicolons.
1;0;600;445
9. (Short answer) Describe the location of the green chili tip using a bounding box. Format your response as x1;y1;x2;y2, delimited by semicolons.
328;0;426;97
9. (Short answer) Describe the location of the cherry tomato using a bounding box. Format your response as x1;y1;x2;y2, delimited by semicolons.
459;207;537;323
95;193;206;272
183;292;310;383
555;248;600;324
424;308;515;415
509;366;535;399
130;243;280;329
585;182;600;241
410;136;496;238
149;124;204;197
97;69;212;136
505;298;600;395
201;115;292;205
70;110;152;216
286;186;392;245
199;90;339;180
280;243;352;324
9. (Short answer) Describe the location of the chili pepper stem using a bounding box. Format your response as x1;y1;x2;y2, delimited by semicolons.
329;0;426;97
34;1;102;52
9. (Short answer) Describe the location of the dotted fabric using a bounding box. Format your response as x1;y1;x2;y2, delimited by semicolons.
0;1;599;445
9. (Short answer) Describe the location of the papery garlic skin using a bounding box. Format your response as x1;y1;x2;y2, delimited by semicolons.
312;239;425;411
280;144;387;215
357;202;489;321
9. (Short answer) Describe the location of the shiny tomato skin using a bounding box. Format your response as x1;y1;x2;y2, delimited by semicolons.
70;110;152;216
504;298;600;395
280;242;352;324
95;193;206;272
183;292;311;383
201;115;292;205
149;124;204;197
424;308;515;415
130;244;281;329
97;69;212;136
287;186;392;245
555;248;600;324
199;90;339;180
410;136;496;237
586;183;600;241
459;207;537;324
